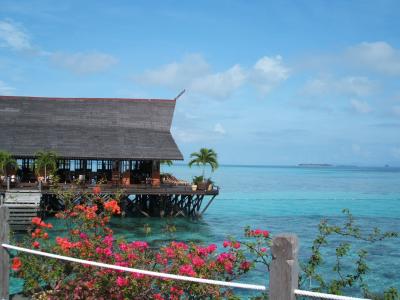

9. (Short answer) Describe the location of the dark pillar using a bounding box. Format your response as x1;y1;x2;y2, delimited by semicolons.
151;160;160;186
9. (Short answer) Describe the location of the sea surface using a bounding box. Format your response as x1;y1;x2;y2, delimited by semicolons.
10;165;400;297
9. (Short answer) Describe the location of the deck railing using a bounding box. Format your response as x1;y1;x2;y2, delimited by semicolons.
0;179;220;195
0;206;369;300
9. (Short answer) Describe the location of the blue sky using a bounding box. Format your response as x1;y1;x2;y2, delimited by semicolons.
1;1;400;166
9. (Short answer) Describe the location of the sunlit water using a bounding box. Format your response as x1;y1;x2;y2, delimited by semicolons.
10;165;400;297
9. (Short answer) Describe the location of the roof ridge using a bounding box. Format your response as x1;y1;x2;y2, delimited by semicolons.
0;95;175;103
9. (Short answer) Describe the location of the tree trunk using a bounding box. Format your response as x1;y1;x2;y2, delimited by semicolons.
44;165;47;183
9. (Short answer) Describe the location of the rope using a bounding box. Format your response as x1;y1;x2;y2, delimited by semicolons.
295;289;370;300
1;243;266;291
1;243;371;299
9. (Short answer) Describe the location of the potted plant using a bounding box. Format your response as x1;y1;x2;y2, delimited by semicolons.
35;150;58;183
0;150;18;182
188;148;218;191
206;178;214;191
192;175;205;191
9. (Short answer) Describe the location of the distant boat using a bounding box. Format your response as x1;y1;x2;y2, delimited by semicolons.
298;163;332;167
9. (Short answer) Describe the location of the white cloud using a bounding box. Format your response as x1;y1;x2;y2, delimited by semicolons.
0;80;15;95
191;65;246;98
213;123;226;134
137;54;209;89
338;77;378;97
303;76;378;97
251;55;290;94
0;19;33;52
347;42;400;75
0;19;117;75
50;52;118;74
171;126;207;143
350;99;372;114
135;54;290;99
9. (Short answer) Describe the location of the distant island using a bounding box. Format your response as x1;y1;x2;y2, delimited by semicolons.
298;163;332;167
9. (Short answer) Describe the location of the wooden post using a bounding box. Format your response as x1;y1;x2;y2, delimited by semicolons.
269;234;299;300
0;206;10;300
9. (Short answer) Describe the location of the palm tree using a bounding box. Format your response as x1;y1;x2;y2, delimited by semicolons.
161;160;173;166
0;150;18;177
188;148;219;178
35;150;58;182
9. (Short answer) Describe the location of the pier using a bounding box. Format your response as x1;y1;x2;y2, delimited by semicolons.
1;182;219;225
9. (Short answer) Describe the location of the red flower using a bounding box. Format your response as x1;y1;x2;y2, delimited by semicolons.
32;241;40;249
92;186;101;195
31;217;53;228
11;257;22;271
104;200;121;214
153;294;164;300
233;242;241;249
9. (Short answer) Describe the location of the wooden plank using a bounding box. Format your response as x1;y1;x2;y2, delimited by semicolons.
0;206;10;299
269;234;299;300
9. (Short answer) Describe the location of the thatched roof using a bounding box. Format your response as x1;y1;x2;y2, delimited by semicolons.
0;96;183;160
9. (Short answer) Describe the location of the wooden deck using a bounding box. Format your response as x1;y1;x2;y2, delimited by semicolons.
1;183;219;219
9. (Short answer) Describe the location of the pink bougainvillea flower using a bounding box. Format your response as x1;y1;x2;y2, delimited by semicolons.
178;264;196;277
223;240;231;248
240;261;251;271
116;276;129;287
191;256;205;268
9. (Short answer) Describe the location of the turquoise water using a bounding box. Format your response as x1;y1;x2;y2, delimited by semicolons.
10;165;400;297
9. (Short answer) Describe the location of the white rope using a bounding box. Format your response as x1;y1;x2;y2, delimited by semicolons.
295;289;370;300
1;243;372;299
2;243;266;291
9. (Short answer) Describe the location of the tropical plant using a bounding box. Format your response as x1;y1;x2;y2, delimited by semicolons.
160;160;173;166
192;175;205;185
0;150;18;177
188;148;219;178
35;150;58;182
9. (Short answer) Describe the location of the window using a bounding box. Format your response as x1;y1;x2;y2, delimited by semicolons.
120;160;130;172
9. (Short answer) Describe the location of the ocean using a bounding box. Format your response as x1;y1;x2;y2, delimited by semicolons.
10;165;400;297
